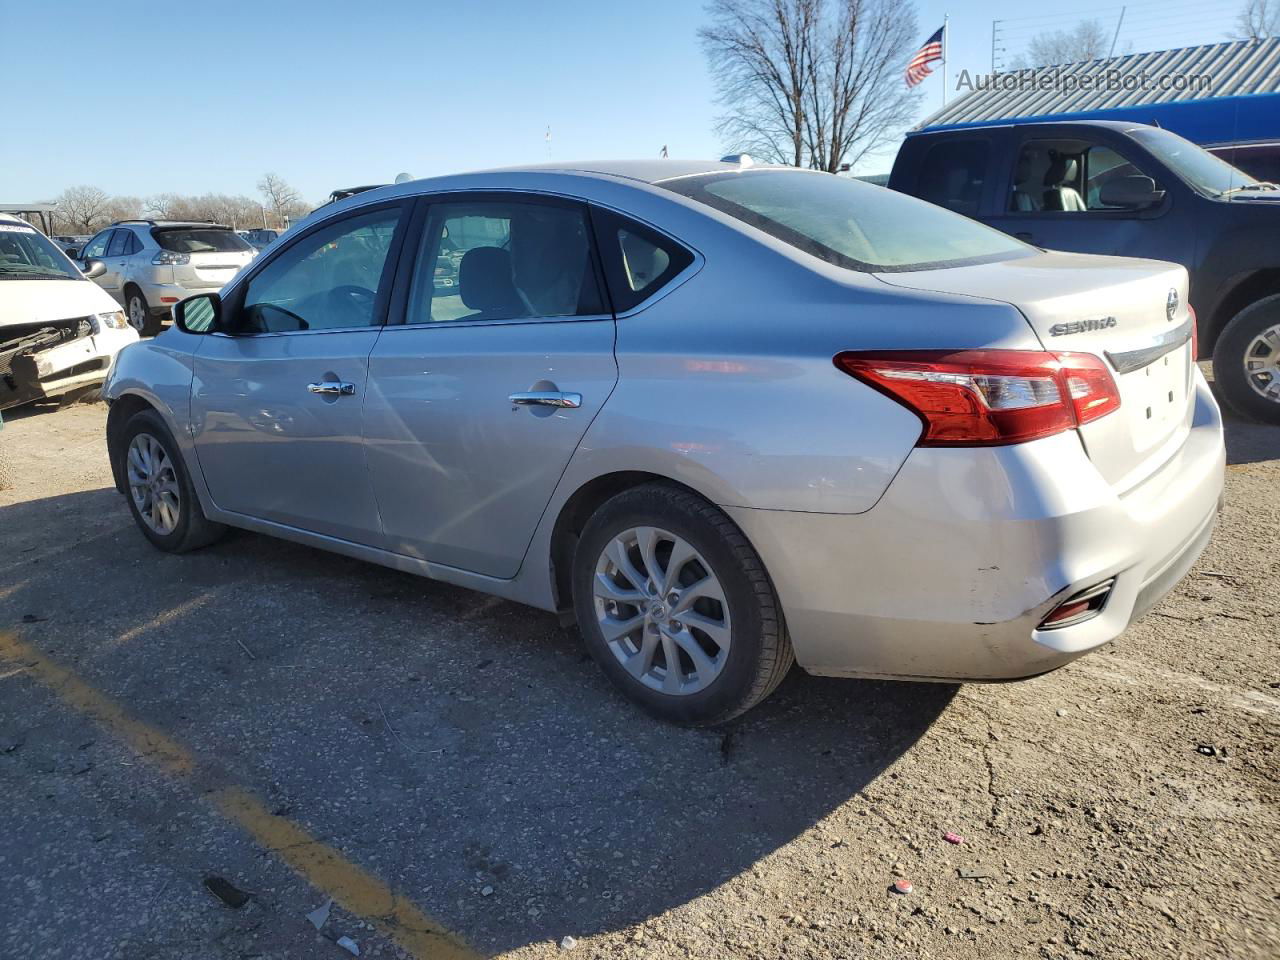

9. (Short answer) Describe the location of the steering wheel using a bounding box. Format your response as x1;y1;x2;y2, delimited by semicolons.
327;284;376;323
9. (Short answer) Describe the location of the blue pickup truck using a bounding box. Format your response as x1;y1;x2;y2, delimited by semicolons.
889;119;1280;423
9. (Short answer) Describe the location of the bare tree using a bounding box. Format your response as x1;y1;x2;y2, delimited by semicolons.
1012;19;1110;68
700;0;920;173
54;185;112;233
257;172;302;228
1234;0;1280;37
144;193;180;219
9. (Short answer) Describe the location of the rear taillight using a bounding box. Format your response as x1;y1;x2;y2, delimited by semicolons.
152;250;190;266
1188;304;1198;360
834;349;1121;447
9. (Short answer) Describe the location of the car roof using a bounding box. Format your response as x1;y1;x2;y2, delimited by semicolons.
467;158;776;185
113;220;234;229
910;119;1163;138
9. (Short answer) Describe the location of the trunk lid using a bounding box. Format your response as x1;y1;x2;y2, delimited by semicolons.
875;251;1195;492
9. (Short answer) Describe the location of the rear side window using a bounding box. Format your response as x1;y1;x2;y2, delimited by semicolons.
153;228;252;254
589;207;693;312
107;230;132;257
406;198;604;324
915;140;989;216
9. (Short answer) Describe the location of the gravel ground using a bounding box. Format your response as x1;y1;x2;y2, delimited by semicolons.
0;394;1276;960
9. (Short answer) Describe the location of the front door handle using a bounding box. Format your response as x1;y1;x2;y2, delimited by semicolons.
308;381;356;396
508;390;582;409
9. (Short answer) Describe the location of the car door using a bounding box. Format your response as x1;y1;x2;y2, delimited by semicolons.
102;228;134;299
986;131;1194;267
189;201;410;543
78;229;117;299
362;192;618;578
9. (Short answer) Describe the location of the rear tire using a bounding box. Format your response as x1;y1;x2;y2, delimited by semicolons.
117;409;226;553
125;286;162;337
1212;295;1280;424
572;483;793;725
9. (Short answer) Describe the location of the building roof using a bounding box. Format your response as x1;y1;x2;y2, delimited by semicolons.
919;37;1280;131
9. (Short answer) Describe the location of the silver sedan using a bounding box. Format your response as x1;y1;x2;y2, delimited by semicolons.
102;158;1226;724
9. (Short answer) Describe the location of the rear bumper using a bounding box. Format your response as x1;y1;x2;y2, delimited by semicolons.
136;280;222;313
727;370;1226;681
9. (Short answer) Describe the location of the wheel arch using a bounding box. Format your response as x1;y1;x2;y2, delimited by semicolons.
1205;270;1280;352
106;393;159;493
547;471;743;620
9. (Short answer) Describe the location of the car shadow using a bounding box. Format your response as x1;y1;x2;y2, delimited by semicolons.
1222;412;1280;466
0;488;956;955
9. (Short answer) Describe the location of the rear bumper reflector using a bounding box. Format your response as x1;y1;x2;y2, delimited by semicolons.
1038;579;1115;630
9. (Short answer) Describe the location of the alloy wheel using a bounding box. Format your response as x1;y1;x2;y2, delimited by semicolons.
126;433;181;535
1243;322;1280;403
592;526;731;695
127;295;148;333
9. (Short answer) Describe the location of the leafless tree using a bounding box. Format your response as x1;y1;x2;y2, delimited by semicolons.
700;0;921;173
1234;0;1280;37
1011;19;1110;68
258;172;303;228
54;185;112;233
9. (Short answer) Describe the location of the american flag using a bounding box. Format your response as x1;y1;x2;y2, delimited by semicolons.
905;26;944;87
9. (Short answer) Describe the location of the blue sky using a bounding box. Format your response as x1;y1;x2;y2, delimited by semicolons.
1;0;1241;202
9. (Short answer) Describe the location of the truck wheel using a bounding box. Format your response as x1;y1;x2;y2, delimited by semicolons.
1212;294;1280;424
572;483;793;725
125;287;162;338
117;409;226;553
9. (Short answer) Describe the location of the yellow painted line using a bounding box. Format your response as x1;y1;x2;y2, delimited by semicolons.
0;632;479;960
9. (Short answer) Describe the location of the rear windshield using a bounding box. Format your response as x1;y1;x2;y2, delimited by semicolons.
661;169;1031;272
0;223;82;280
152;228;252;254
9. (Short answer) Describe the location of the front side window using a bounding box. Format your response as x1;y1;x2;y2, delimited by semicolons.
406;198;603;323
238;208;402;333
1011;140;1151;213
662;169;1029;272
0;222;81;280
81;231;112;259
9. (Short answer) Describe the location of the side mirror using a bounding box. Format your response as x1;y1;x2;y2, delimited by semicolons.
1099;175;1165;210
174;293;221;335
66;247;80;259
81;258;106;279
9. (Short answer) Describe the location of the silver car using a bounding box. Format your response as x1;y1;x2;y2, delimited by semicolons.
102;159;1226;724
77;220;256;336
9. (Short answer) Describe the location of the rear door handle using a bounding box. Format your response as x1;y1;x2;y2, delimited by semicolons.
308;381;356;396
508;390;582;409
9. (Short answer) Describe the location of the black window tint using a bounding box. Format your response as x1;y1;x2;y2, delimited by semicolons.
106;230;131;257
239;207;403;333
406;198;603;323
589;207;693;313
153;228;252;253
916;140;989;216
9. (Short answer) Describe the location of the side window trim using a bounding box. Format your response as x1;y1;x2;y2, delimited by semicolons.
385;190;613;328
217;199;412;337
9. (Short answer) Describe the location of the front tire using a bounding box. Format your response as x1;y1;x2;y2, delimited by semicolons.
125;287;162;337
572;483;793;725
1212;295;1280;424
117;409;226;553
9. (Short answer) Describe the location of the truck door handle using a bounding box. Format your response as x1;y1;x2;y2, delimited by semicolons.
508;390;582;409
308;381;356;396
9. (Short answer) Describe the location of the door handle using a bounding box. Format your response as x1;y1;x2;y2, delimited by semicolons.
308;381;356;396
1014;231;1035;242
508;390;582;409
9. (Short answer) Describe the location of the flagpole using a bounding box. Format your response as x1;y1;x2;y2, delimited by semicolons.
942;14;949;106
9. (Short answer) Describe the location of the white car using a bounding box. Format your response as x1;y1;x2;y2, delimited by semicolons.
1;214;139;411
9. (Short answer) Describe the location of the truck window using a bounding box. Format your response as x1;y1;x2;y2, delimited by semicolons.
915;140;988;216
1010;140;1152;213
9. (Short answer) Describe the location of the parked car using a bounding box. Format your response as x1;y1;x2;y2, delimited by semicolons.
77;220;256;336
0;214;138;410
103;160;1225;724
243;228;284;250
889;120;1280;423
54;235;91;256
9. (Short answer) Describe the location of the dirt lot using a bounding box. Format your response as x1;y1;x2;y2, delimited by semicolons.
0;395;1276;960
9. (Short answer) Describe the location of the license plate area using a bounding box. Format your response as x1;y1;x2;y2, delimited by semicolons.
1125;346;1188;447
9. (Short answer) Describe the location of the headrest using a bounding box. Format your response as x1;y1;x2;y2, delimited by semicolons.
458;246;521;316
